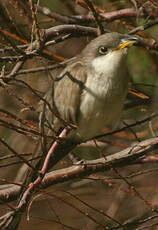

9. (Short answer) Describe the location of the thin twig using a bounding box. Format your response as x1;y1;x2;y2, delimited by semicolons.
84;0;104;34
0;137;158;203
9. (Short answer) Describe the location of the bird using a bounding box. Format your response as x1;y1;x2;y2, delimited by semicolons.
39;32;139;169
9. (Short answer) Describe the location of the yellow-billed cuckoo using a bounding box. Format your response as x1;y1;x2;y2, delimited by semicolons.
40;32;139;169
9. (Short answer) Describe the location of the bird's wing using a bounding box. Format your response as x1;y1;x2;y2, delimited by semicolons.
53;61;87;126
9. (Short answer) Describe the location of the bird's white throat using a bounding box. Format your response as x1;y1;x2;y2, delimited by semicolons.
74;49;128;141
91;49;127;77
89;49;127;99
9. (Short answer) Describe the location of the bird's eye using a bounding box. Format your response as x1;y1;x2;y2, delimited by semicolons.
98;46;108;55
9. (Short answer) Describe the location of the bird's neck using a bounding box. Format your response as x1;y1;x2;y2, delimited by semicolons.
90;50;128;97
91;50;127;78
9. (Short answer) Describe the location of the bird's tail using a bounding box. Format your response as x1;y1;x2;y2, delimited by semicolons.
30;138;78;182
47;139;78;169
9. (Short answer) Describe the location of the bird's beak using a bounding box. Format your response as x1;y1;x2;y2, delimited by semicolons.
116;36;139;50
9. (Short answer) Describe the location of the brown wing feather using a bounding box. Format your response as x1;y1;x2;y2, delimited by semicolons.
54;61;87;126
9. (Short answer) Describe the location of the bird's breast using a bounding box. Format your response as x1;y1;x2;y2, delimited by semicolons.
72;55;128;141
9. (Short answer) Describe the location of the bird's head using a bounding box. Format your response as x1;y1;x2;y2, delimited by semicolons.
78;32;139;76
80;32;139;66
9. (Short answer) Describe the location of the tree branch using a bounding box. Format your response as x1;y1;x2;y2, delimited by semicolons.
0;137;158;204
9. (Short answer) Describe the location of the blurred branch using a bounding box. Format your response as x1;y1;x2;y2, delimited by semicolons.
62;190;122;226
1;26;158;76
129;18;158;34
96;112;158;139
0;118;40;138
84;0;104;34
0;138;36;171
0;108;37;129
0;128;71;229
8;60;26;78
44;24;97;41
41;191;109;229
37;5;139;24
4;63;66;75
0;136;158;204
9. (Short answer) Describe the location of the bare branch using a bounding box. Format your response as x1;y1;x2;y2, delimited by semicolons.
0;137;158;204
